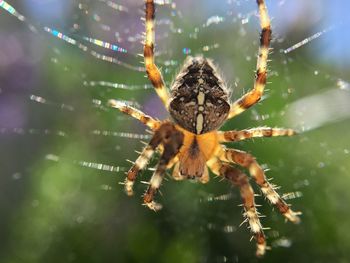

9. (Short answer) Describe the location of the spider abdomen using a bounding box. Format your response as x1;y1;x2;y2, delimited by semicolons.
169;56;230;134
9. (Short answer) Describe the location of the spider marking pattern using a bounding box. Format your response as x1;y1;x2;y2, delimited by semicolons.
108;0;301;257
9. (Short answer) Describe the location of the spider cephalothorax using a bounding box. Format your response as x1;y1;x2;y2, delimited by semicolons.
109;0;301;257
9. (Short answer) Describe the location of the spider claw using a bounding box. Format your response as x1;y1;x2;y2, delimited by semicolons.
256;243;266;257
144;201;163;211
125;190;134;196
284;209;302;224
124;179;134;196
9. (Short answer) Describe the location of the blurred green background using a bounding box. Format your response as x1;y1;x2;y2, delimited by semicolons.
1;0;350;262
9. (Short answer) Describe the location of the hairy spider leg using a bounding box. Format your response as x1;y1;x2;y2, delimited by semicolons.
219;147;301;223
218;127;296;142
108;99;162;195
207;157;267;257
143;123;184;211
228;0;271;119
108;100;160;130
124;143;156;196
144;0;170;109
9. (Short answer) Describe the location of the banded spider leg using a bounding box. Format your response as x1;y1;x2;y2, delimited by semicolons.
207;157;267;257
218;147;301;223
228;0;272;119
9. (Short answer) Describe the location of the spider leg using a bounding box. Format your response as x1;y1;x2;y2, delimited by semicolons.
125;144;157;196
143;122;184;211
108;99;160;130
218;127;296;142
207;157;267;257
144;0;170;109
228;0;271;119
124;122;182;196
219;147;301;223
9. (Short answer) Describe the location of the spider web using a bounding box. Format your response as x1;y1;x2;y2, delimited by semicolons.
1;0;350;262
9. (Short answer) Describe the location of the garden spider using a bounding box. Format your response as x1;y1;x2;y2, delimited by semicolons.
109;0;301;256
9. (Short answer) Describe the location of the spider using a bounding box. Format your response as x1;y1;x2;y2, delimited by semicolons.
108;0;301;257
